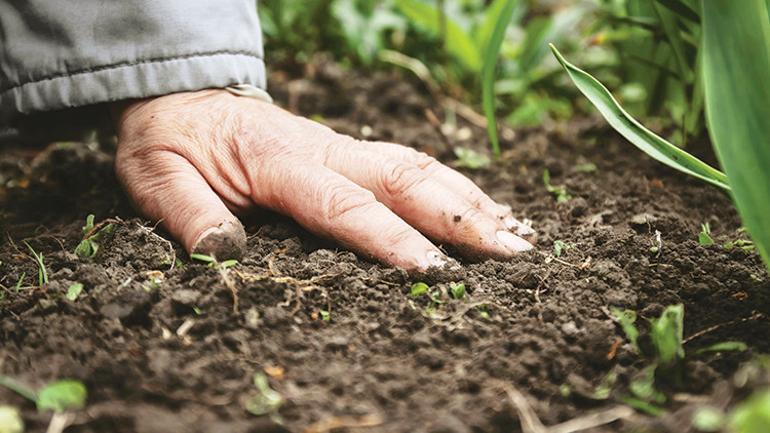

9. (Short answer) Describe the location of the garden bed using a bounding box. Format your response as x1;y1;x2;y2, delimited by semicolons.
1;65;769;433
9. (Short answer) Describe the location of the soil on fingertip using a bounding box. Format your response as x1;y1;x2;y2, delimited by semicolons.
1;61;769;433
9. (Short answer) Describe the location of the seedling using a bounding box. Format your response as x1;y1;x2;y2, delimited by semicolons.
0;405;23;433
0;376;87;413
13;273;25;291
543;169;571;202
190;253;238;269
74;214;114;258
410;282;429;297
573;162;598;173
65;283;83;301
319;310;331;321
699;223;715;247
449;282;466;300
453;147;490;170
610;304;747;415
24;242;48;287
244;373;283;417
553;240;570;258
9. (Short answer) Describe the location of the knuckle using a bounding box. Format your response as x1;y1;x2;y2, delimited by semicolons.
381;225;418;248
450;207;487;237
320;182;378;223
382;162;428;197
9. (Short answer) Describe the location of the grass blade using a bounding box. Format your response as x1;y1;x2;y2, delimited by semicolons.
549;44;729;191
481;0;518;157
654;0;700;23
701;0;770;270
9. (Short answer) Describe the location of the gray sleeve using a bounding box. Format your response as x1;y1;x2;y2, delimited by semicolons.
0;0;266;123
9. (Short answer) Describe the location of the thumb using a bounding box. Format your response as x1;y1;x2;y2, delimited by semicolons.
116;150;246;259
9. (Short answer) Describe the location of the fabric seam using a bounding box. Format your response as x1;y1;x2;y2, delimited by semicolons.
0;50;263;93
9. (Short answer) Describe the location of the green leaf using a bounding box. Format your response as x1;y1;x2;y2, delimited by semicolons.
319;310;331;322
244;373;283;416
219;259;238;269
650;304;685;365
553;240;568;258
729;389;770;433
65;283;83;302
542;169;571;202
0;405;24;433
610;307;640;352
699;223;714;247
655;0;700;23
549;45;730;191
410;282;429;297
630;365;666;404
394;0;481;72
481;0;518;157
37;380;87;412
701;0;770;272
695;341;748;355
449;282;466;299
190;253;216;263
692;406;725;432
453;147;490;170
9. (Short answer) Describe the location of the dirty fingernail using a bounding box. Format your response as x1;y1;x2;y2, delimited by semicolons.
426;250;449;267
496;230;533;253
504;216;537;242
192;220;247;260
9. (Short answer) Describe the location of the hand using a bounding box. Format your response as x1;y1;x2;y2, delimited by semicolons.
113;89;535;271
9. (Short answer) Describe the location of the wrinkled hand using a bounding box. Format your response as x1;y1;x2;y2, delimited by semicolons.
113;89;534;271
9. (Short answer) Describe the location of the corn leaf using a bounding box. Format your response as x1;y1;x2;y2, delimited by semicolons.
549;45;730;191
481;0;518;157
395;0;481;72
701;0;770;271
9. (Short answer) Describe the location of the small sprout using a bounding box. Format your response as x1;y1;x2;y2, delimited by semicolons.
559;384;571;398
650;304;685;366
573;162;598;173
553;240;569;257
0;405;24;433
692;406;724;432
454;147;490;170
723;239;755;252
610;307;640;352
449;282;466;299
36;380;87;412
695;341;748;355
629;365;666;405
190;254;238;269
74;214;114;258
729;389;770;433
24;242;48;287
193;306;203;315
65;283;83;301
244;373;283;416
649;246;660;254
699;223;715;247
319;310;331;321
14;273;25;291
477;307;490;319
410;282;429;297
593;371;618;400
542;169;572;202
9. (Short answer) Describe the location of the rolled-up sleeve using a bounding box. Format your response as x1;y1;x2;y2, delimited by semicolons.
0;0;266;123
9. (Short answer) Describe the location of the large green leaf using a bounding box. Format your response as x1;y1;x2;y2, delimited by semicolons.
395;0;481;72
481;0;518;157
701;0;770;271
549;45;730;191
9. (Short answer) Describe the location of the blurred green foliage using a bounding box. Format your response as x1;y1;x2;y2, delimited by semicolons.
257;0;704;137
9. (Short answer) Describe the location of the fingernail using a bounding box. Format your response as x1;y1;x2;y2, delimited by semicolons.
192;220;247;260
496;230;533;252
426;250;448;267
503;216;519;231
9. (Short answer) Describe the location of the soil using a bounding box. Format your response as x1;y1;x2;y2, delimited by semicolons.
1;61;769;433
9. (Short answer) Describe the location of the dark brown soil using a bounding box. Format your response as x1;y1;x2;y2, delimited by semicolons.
2;63;769;433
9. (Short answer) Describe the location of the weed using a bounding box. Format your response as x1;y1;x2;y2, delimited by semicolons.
320;310;331;321
65;283;83;301
410;282;429;297
553;240;569;257
699;223;715;247
0;405;23;433
453;147;490;170
449;282;466;300
74;214;114;258
542;169;571;202
244;373;283;417
190;253;238;269
13;273;25;291
23;242;47;287
0;376;87;413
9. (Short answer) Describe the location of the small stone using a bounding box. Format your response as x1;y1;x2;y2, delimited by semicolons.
171;289;201;306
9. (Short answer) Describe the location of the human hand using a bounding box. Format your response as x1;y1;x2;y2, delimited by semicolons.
113;89;535;271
